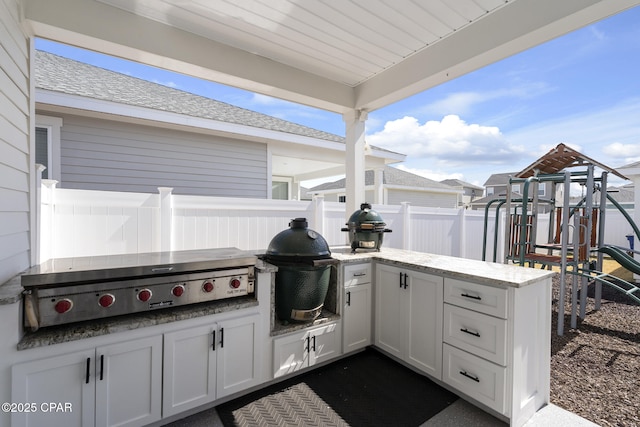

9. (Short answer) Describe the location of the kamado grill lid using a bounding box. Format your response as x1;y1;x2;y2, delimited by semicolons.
265;218;331;263
346;203;387;229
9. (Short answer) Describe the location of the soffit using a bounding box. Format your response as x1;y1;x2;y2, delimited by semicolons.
24;0;640;113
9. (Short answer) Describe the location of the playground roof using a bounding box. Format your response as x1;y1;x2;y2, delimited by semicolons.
516;143;628;180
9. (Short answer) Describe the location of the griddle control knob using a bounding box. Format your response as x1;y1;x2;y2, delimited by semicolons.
54;298;73;314
137;289;152;302
172;284;185;297
230;278;241;289
202;281;214;293
98;294;115;308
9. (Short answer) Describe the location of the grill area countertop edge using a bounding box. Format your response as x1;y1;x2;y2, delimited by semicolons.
21;248;257;288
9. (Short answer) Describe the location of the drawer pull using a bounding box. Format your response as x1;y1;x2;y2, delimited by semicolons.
460;327;480;337
461;293;481;300
459;370;480;383
353;272;367;277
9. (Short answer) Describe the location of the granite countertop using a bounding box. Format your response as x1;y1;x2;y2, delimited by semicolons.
330;247;554;288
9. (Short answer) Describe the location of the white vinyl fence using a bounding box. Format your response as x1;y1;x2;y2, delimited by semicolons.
38;183;636;263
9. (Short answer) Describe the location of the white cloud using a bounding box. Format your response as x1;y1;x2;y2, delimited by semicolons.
506;99;640;168
367;115;524;164
603;142;640;161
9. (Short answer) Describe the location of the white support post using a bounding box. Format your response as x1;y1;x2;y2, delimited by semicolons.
401;202;411;250
343;109;367;222
158;187;174;252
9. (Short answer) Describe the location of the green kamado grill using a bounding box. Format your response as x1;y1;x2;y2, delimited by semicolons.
342;203;392;253
264;218;336;323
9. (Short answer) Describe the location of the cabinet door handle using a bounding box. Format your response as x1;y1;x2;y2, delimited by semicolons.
220;328;224;348
459;370;480;382
305;336;310;352
212;330;216;351
99;355;104;381
460;327;481;337
85;357;91;384
461;293;481;300
399;272;403;288
346;291;351;306
312;335;316;352
403;273;408;289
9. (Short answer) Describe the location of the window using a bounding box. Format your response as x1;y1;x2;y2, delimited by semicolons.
35;115;63;181
272;181;289;200
35;127;50;179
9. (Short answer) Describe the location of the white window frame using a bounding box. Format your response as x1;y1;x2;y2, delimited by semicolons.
272;176;292;200
35;114;63;182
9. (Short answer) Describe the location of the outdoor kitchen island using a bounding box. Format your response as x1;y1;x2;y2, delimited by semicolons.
0;247;553;427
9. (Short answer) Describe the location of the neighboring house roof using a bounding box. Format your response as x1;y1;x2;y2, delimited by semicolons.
483;172;517;187
308;166;458;193
35;50;397;154
440;179;484;191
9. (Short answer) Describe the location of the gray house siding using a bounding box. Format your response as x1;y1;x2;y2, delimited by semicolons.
387;189;457;208
54;114;268;198
0;0;31;284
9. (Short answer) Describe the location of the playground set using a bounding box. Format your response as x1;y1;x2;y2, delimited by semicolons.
482;144;640;335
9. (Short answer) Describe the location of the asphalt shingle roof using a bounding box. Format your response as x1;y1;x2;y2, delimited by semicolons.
35;50;345;143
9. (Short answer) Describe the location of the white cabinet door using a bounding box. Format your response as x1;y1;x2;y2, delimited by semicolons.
375;264;405;359
375;264;443;379
216;314;261;398
163;324;216;417
273;321;341;378
95;335;163;427
273;329;308;378
406;270;443;379
309;322;341;366
343;282;372;353
12;349;95;427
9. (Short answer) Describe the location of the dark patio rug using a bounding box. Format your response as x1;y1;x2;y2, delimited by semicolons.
217;347;458;427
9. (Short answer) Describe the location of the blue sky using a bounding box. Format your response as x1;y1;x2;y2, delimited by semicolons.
36;5;640;188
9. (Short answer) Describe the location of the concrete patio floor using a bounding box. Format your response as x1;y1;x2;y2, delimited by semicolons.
165;397;598;427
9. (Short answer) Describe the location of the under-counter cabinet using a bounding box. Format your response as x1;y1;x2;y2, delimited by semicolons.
163;313;261;417
342;263;372;354
11;335;162;427
441;277;550;427
273;321;341;378
375;264;443;379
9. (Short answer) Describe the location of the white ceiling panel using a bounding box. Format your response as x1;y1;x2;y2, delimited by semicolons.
26;0;640;113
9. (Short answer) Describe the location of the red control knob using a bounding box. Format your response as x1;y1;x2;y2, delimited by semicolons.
230;278;241;289
54;299;73;314
137;289;152;302
98;294;115;308
172;284;185;297
202;281;214;293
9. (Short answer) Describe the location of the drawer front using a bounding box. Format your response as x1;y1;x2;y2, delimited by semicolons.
442;344;506;415
344;263;372;287
444;278;508;318
443;304;507;366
